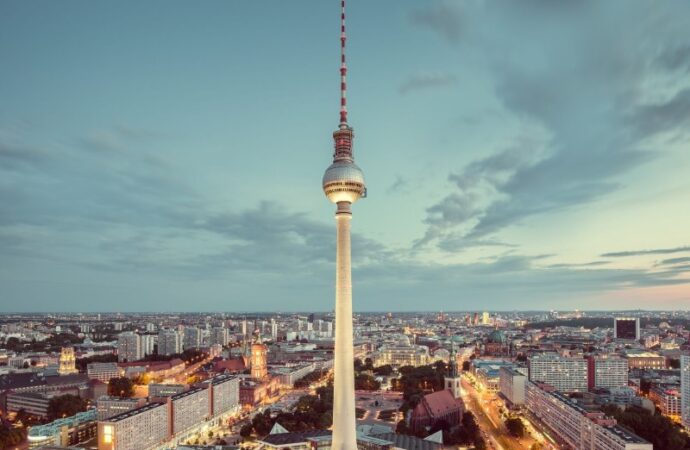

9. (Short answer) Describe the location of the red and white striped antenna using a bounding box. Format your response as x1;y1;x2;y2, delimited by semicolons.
339;0;348;127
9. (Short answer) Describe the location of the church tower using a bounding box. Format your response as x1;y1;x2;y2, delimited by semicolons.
445;343;462;398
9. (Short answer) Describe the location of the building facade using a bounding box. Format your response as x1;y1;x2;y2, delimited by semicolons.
117;332;142;363
87;362;123;383
528;353;588;392
98;402;169;450
587;355;629;389
499;366;527;406
681;354;689;430
526;382;651;450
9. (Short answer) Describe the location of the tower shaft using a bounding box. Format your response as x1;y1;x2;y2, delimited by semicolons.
332;202;357;450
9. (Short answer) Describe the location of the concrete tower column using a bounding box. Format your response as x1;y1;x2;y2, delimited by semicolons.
332;201;356;450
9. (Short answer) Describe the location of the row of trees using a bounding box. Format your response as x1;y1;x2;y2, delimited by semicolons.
391;362;448;412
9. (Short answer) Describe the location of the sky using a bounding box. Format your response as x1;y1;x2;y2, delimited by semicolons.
1;0;690;312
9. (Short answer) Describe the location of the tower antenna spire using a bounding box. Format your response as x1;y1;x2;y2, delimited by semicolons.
339;0;348;127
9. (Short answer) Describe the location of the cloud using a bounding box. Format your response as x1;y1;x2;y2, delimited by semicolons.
601;246;690;258
399;72;457;95
655;45;690;73
417;1;683;249
658;256;690;266
409;2;463;45
628;88;690;138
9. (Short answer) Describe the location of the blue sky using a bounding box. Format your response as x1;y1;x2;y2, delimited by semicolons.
2;0;690;312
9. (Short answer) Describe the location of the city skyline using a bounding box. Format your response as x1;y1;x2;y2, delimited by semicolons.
2;0;690;312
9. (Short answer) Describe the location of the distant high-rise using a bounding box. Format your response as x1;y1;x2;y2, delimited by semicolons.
117;332;142;363
614;317;640;341
270;319;278;341
183;327;202;350
158;329;182;356
321;1;366;448
210;326;229;347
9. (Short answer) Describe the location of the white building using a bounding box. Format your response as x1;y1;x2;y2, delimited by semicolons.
140;334;156;356
158;329;182;356
499;366;527;406
98;402;169;450
589;355;628;389
681;354;689;430
171;387;209;437
526;382;651;450
528;353;588;392
117;332;142;363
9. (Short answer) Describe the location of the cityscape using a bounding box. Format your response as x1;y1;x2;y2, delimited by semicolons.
2;1;690;450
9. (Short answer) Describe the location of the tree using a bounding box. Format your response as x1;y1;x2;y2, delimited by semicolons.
108;377;135;397
364;358;374;370
355;373;381;391
373;364;393;376
505;417;525;438
47;394;87;420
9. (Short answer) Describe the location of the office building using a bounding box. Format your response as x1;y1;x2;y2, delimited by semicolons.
7;392;52;418
587;355;629;389
624;350;666;370
528;353;588;392
614;317;640;341
526;382;651;450
158;329;182;356
117;332;142;363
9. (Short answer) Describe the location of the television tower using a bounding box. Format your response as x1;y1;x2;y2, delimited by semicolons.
322;1;365;448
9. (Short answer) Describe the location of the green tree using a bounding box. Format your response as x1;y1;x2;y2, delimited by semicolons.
47;394;87;420
505;417;525;438
108;376;135;397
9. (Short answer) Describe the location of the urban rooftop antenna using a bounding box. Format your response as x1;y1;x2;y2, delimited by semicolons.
339;0;348;127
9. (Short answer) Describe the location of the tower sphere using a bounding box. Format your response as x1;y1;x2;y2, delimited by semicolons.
322;160;366;204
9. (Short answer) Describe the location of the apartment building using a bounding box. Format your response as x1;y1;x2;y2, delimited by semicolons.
528;353;588;392
98;402;169;450
526;382;651;450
